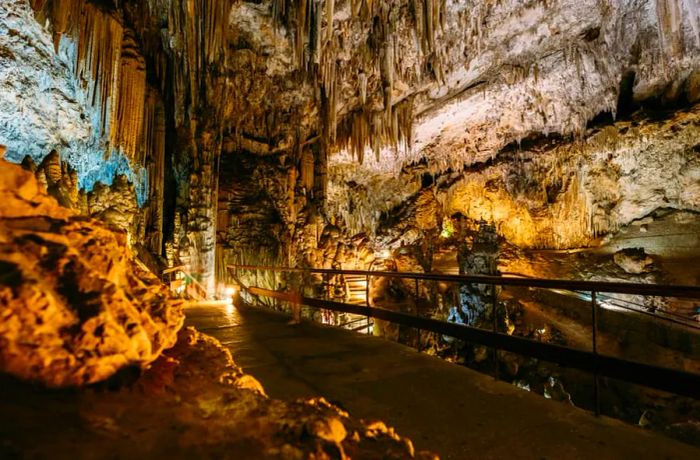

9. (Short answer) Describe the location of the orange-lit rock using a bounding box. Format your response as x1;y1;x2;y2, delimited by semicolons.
0;326;436;459
0;160;184;387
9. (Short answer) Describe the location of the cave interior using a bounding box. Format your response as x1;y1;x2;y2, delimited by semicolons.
1;0;700;459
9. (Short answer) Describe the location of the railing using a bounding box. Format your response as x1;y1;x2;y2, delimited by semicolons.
163;265;208;301
226;264;700;410
500;271;700;329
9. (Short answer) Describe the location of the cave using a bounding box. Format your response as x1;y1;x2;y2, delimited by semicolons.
1;1;700;459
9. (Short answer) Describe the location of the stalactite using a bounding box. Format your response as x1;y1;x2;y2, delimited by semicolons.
685;0;700;47
159;0;235;124
31;1;153;164
112;30;147;164
268;1;445;166
325;0;335;44
359;71;367;105
412;0;444;54
300;148;315;191
73;3;124;144
335;96;414;164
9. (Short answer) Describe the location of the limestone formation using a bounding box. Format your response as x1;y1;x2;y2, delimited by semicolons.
88;174;140;237
18;150;140;236
614;248;655;275
0;0;697;452
0;160;184;387
3;0;699;291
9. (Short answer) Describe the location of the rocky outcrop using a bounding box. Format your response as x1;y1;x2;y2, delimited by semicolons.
453;220;500;326
0;325;436;459
87;174;140;237
614;247;654;274
20;151;86;212
0;160;184;387
334;104;700;254
19;150;141;238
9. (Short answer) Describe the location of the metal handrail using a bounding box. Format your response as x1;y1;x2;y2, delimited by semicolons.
162;266;208;301
227;264;700;410
162;265;187;276
245;285;700;400
499;271;700;330
227;264;700;298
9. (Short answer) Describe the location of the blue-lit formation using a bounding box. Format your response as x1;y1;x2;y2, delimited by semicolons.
0;8;147;206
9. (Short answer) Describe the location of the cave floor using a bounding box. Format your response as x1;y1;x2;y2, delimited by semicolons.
186;304;700;460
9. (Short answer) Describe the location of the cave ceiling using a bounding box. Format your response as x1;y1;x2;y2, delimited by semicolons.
221;0;700;165
6;0;700;185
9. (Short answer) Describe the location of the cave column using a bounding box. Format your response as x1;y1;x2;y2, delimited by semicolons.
185;116;222;297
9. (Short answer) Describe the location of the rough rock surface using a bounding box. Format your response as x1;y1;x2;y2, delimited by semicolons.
338;104;700;252
614;247;655;274
5;0;698;288
0;160;184;387
0;0;145;192
87;174;140;237
0;326;435;460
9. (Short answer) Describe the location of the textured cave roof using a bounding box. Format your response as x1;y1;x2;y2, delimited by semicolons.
226;0;699;173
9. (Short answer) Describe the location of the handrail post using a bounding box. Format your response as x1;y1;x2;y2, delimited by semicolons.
415;277;421;349
591;290;600;416
365;273;370;332
492;283;499;380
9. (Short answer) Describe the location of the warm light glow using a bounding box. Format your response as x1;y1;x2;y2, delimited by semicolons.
440;219;454;238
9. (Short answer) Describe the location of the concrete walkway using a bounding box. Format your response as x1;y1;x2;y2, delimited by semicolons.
185;304;700;460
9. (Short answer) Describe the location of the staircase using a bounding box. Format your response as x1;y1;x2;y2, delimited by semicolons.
345;274;368;305
342;274;372;334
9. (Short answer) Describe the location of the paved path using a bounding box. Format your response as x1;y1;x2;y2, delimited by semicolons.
186;304;699;460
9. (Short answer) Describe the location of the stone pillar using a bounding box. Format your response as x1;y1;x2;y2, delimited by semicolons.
184;117;222;297
451;219;500;326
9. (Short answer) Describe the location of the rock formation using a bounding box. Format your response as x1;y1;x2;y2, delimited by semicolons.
2;0;698;291
87;174;140;237
0;326;435;459
0;156;433;458
614;247;655;274
0;159;184;387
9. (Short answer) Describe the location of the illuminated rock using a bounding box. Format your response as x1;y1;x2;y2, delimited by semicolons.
88;175;140;236
0;160;184;387
0;326;436;459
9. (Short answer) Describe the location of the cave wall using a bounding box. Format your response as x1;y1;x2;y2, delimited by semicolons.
369;105;700;251
1;0;239;293
0;0;146;197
